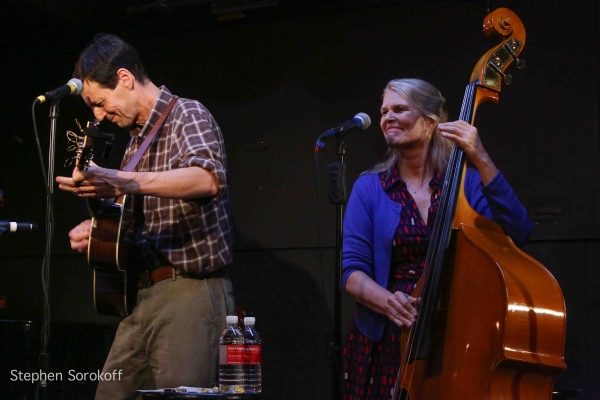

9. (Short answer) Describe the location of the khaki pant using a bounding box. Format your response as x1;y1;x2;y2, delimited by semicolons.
95;273;235;400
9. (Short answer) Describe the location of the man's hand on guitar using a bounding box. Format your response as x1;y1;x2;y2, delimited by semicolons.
56;161;122;199
69;219;92;253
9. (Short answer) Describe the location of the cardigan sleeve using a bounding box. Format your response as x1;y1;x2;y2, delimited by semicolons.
341;175;376;290
464;168;533;246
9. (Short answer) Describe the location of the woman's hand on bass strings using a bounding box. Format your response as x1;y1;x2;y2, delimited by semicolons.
386;291;419;328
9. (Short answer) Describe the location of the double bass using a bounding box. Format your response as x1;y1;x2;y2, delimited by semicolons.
393;8;567;400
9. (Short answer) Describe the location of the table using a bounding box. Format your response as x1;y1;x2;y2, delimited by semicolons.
142;392;261;399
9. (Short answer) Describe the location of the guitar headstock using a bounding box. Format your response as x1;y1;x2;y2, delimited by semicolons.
78;120;101;170
65;119;97;171
65;119;115;170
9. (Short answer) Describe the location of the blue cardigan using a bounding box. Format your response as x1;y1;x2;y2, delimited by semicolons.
341;169;533;341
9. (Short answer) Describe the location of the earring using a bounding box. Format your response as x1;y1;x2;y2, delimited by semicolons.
426;130;431;140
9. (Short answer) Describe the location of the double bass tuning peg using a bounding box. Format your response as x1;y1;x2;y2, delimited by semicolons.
515;59;526;69
488;61;513;85
506;44;526;69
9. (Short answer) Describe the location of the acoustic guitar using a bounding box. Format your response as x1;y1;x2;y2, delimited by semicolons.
70;98;178;317
72;120;135;318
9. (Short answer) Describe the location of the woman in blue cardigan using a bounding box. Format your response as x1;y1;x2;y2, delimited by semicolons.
341;78;532;399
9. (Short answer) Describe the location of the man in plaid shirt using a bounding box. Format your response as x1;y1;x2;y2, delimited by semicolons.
56;34;234;399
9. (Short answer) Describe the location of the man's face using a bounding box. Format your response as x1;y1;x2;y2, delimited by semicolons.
81;79;137;128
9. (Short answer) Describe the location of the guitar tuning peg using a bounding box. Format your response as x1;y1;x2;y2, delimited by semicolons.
75;119;84;134
504;73;513;85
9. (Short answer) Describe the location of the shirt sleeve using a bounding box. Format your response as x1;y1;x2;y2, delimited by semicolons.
169;102;228;202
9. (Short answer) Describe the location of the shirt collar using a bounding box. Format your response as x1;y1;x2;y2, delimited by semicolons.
380;167;402;190
430;170;443;191
380;168;443;191
128;85;174;138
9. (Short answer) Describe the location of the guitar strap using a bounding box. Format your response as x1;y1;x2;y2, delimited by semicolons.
85;95;177;219
122;96;179;172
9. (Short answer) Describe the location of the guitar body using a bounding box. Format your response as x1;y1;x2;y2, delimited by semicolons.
87;195;136;317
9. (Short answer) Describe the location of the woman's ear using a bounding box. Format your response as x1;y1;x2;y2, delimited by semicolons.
423;116;437;135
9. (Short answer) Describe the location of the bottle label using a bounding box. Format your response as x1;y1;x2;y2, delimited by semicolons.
245;345;262;364
220;345;245;365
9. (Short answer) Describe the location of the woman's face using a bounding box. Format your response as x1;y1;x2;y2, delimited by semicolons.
380;90;435;151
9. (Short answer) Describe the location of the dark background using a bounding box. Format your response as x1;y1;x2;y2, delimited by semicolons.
0;0;599;398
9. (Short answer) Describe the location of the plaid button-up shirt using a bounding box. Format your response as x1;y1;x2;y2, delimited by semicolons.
121;86;233;274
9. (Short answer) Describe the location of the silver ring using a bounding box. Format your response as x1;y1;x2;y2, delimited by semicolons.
78;187;83;195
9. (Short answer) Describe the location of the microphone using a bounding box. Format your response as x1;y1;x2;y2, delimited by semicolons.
0;221;39;233
316;113;371;148
35;78;83;104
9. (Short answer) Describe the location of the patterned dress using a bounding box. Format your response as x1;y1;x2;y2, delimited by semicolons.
342;168;442;399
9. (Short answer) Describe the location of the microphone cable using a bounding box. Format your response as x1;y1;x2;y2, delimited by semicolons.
313;149;335;334
31;100;54;400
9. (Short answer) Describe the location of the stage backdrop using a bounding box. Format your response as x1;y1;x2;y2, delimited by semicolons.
0;0;599;399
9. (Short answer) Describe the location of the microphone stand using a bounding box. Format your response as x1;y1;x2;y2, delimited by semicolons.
327;137;348;400
35;99;60;400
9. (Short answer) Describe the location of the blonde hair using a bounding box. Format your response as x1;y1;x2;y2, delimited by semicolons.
366;78;451;174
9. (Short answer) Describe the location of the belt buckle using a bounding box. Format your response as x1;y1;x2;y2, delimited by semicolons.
139;270;152;288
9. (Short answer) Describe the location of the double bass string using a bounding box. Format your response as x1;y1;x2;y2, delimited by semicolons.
392;81;477;400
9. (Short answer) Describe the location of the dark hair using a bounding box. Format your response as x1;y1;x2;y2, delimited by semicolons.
73;34;150;89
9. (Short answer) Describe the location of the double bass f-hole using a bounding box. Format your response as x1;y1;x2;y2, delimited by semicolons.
393;8;566;400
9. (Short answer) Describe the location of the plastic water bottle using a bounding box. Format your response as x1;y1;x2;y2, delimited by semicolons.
242;317;262;393
219;315;244;393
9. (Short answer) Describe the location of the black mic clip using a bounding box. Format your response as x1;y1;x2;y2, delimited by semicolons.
326;162;348;204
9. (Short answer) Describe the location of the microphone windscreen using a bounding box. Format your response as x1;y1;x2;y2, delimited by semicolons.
354;112;371;130
68;78;84;95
